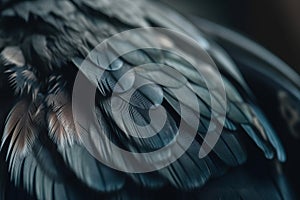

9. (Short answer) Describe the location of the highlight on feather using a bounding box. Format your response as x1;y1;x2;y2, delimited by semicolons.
5;65;40;99
1;97;44;170
1;46;25;67
45;75;82;147
46;91;81;147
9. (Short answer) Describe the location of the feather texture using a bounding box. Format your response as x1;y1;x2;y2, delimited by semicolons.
0;0;296;199
1;96;44;171
46;92;80;147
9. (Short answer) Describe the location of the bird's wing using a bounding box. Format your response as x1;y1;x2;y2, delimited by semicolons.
0;0;289;199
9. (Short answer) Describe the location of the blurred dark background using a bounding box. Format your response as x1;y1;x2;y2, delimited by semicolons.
160;0;300;73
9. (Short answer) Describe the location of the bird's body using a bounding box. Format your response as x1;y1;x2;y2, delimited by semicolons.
0;0;299;199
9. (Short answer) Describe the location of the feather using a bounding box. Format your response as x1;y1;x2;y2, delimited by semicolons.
45;82;127;193
74;0;149;27
62;144;126;192
6;65;40;99
0;0;295;198
1;46;25;67
1;97;44;170
15;137;79;200
46;92;80;147
99;98;178;151
146;1;209;48
158;139;226;190
193;17;300;141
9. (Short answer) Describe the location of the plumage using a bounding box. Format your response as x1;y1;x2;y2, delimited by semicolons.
46;90;80;147
0;0;298;199
1;97;44;170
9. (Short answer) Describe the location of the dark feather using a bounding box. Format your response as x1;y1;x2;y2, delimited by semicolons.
46;91;80;147
5;65;40;99
0;0;295;199
193;18;300;140
1;96;44;170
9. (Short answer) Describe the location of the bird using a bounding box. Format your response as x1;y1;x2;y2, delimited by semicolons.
0;0;299;199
